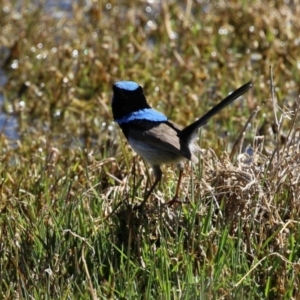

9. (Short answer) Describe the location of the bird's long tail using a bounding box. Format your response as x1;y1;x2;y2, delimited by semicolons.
180;81;253;142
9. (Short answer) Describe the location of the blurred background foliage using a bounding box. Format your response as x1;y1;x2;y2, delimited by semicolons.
0;0;300;299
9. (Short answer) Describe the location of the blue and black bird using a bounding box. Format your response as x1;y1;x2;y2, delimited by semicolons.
112;80;252;206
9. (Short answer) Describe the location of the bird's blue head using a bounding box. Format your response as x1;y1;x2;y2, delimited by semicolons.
112;81;151;120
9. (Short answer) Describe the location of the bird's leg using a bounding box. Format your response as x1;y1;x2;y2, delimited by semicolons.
135;165;162;209
166;162;185;206
142;178;160;204
174;168;183;199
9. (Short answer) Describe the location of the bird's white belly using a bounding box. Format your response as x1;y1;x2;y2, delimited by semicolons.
128;137;183;166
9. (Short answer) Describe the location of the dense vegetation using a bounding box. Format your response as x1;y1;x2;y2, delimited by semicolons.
0;1;299;299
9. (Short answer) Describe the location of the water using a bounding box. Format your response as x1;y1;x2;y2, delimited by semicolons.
0;0;75;141
0;68;20;140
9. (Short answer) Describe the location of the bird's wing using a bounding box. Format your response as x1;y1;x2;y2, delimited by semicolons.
126;120;199;162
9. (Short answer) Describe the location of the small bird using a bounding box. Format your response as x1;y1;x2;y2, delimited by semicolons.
112;80;252;206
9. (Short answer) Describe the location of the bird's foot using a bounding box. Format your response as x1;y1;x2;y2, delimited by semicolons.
166;196;189;206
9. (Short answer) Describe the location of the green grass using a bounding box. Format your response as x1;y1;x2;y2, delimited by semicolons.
1;0;300;299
